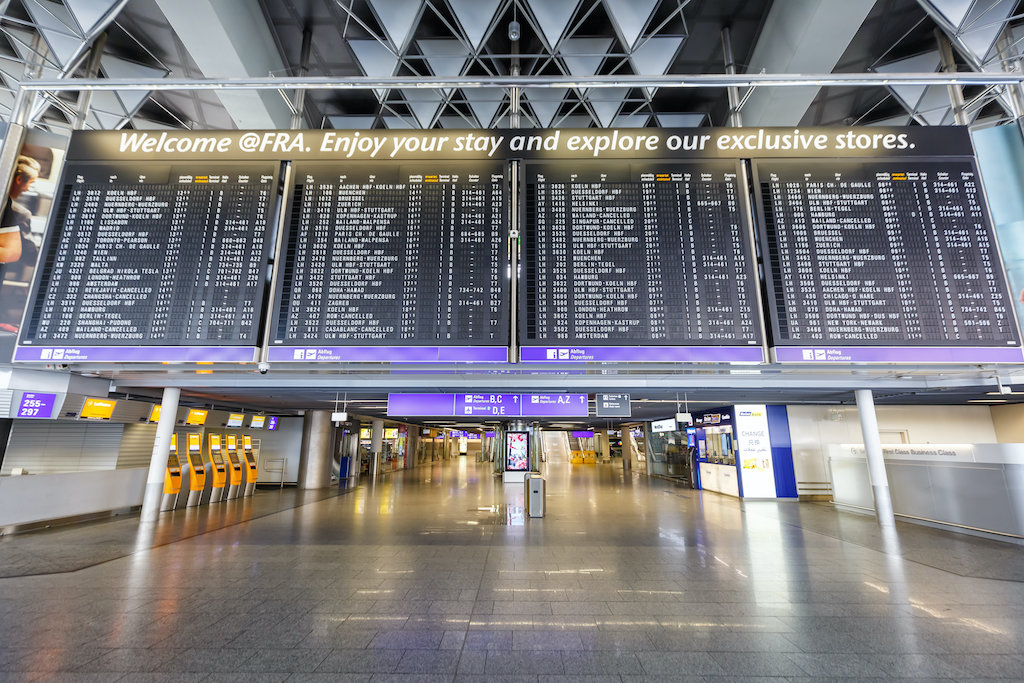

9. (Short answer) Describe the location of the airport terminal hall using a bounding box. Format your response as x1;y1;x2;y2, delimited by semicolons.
6;0;1024;680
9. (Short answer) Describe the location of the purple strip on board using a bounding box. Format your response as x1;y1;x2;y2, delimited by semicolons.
267;346;508;362
13;346;256;362
774;346;1024;363
388;394;457;416
519;346;765;363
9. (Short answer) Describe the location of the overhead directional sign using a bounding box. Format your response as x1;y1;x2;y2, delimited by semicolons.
388;393;588;417
595;393;631;417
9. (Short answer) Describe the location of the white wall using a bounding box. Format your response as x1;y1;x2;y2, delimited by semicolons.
990;404;1024;443
787;404;997;494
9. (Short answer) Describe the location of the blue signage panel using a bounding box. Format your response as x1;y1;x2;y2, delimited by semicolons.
16;392;57;418
388;393;588;417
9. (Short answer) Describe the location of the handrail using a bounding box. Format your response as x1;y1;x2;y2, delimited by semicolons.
264;458;288;489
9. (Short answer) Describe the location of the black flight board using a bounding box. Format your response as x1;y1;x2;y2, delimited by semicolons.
273;161;509;346
755;159;1019;347
522;161;762;346
22;163;277;346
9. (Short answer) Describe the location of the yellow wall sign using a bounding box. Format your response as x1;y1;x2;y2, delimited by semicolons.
149;404;161;422
81;397;116;419
185;408;208;425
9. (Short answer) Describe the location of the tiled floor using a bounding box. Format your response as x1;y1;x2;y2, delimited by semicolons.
1;456;1024;681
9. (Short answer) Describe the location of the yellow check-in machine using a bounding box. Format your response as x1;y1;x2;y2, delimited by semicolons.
160;434;182;512
225;434;243;499
242;435;258;497
183;433;206;508
207;433;227;503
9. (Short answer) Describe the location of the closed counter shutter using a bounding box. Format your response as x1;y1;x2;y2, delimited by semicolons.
117;423;158;469
1;422;125;475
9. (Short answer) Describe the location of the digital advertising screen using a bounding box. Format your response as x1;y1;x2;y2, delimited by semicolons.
226;413;244;427
505;431;530;472
250;414;265;429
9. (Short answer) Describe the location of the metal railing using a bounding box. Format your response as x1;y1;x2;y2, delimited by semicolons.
264;458;288;488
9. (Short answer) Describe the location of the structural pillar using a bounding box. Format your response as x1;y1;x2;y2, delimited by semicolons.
621;424;631;472
140;387;180;522
936;29;968;126
370;418;383;478
297;410;333;489
347;423;361;483
855;389;896;527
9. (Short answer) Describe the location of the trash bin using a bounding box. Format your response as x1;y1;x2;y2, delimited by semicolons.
528;477;545;518
524;471;540;501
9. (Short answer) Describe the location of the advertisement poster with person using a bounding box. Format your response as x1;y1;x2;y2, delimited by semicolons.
505;431;529;471
0;129;66;361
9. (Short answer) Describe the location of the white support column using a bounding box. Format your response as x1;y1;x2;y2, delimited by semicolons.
140;387;180;523
855;389;896;527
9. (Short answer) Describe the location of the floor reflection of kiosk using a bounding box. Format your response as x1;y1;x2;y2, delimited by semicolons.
225;434;243;499
242;435;257;496
207;433;227;503
183;433;205;507
160;434;182;512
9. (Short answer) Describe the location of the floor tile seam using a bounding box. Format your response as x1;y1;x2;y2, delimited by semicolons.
0;487;356;581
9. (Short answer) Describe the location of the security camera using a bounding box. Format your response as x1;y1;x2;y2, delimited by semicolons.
258;362;270;375
508;21;520;41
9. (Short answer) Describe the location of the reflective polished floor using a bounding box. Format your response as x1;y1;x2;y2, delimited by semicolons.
2;457;1024;682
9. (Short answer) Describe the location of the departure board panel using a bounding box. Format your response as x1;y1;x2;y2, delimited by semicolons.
268;161;509;362
755;159;1024;363
519;161;764;362
15;163;277;362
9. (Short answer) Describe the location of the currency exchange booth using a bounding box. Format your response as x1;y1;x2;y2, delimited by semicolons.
689;406;797;500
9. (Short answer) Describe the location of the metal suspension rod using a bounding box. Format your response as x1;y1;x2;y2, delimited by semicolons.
17;71;1024;94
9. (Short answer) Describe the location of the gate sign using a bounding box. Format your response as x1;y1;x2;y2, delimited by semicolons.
596;393;631;417
388;393;588;417
16;392;57;418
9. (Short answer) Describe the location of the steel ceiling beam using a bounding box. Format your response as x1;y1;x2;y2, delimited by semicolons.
15;72;1024;95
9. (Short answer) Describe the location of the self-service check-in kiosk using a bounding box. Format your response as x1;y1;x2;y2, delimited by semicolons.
183;432;206;507
207;433;227;503
225;434;243;499
242;435;258;497
160;434;182;512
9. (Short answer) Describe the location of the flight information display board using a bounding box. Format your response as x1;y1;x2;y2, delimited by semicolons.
755;159;1023;362
15;162;277;362
519;161;764;362
269;161;509;362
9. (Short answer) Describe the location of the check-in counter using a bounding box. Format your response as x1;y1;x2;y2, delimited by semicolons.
207;434;227;503
182;433;206;507
242;435;257;496
225;435;242;499
160;434;182;512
